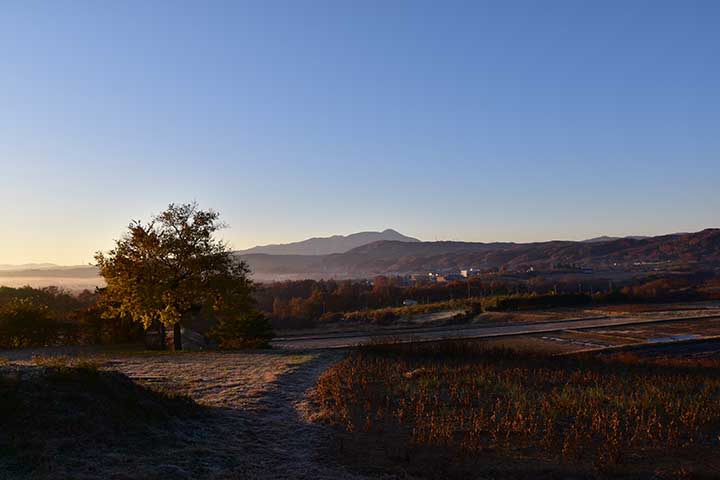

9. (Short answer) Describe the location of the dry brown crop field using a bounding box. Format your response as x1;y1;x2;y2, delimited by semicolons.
315;342;720;479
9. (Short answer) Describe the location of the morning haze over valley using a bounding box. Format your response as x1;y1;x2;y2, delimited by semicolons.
2;227;719;289
2;1;719;479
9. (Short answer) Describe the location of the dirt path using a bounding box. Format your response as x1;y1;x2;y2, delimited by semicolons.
108;350;372;480
2;349;370;480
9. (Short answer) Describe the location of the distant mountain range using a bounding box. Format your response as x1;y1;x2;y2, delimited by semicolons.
0;266;99;277
0;263;62;271
238;228;720;280
582;235;650;243
236;229;420;255
2;228;719;287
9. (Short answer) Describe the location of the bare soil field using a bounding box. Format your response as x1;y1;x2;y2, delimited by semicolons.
460;316;720;355
596;338;720;360
530;316;720;353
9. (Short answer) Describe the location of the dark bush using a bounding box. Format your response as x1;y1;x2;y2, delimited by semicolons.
371;309;400;325
0;299;75;348
210;312;274;349
68;304;144;345
482;293;592;311
319;311;344;323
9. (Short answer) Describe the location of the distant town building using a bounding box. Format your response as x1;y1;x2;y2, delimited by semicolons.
460;268;482;278
436;274;464;283
402;299;418;306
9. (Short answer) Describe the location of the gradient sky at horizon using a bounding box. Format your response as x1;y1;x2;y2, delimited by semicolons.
1;0;718;265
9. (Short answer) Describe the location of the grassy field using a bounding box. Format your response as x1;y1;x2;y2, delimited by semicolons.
0;358;203;479
315;341;720;479
0;350;359;480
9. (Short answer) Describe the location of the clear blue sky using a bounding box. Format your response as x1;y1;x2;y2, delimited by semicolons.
1;1;718;264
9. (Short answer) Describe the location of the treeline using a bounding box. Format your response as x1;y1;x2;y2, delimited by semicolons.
0;286;142;349
2;271;719;345
257;271;720;329
255;276;527;328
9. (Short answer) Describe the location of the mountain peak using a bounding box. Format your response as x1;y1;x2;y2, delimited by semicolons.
237;230;420;256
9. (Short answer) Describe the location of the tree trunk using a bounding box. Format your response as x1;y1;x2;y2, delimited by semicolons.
159;323;167;350
173;322;182;351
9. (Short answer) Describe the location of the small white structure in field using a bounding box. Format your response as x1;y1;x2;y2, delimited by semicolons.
402;299;418;306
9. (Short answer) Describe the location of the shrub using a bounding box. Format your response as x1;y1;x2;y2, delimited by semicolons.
319;311;344;323
0;299;75;348
210;312;274;349
481;293;592;311
0;286;141;348
371;309;399;325
68;304;144;345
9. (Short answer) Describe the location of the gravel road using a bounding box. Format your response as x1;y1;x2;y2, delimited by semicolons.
272;313;720;349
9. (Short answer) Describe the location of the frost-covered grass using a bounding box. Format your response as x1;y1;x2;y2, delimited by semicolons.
0;349;364;480
0;360;202;479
